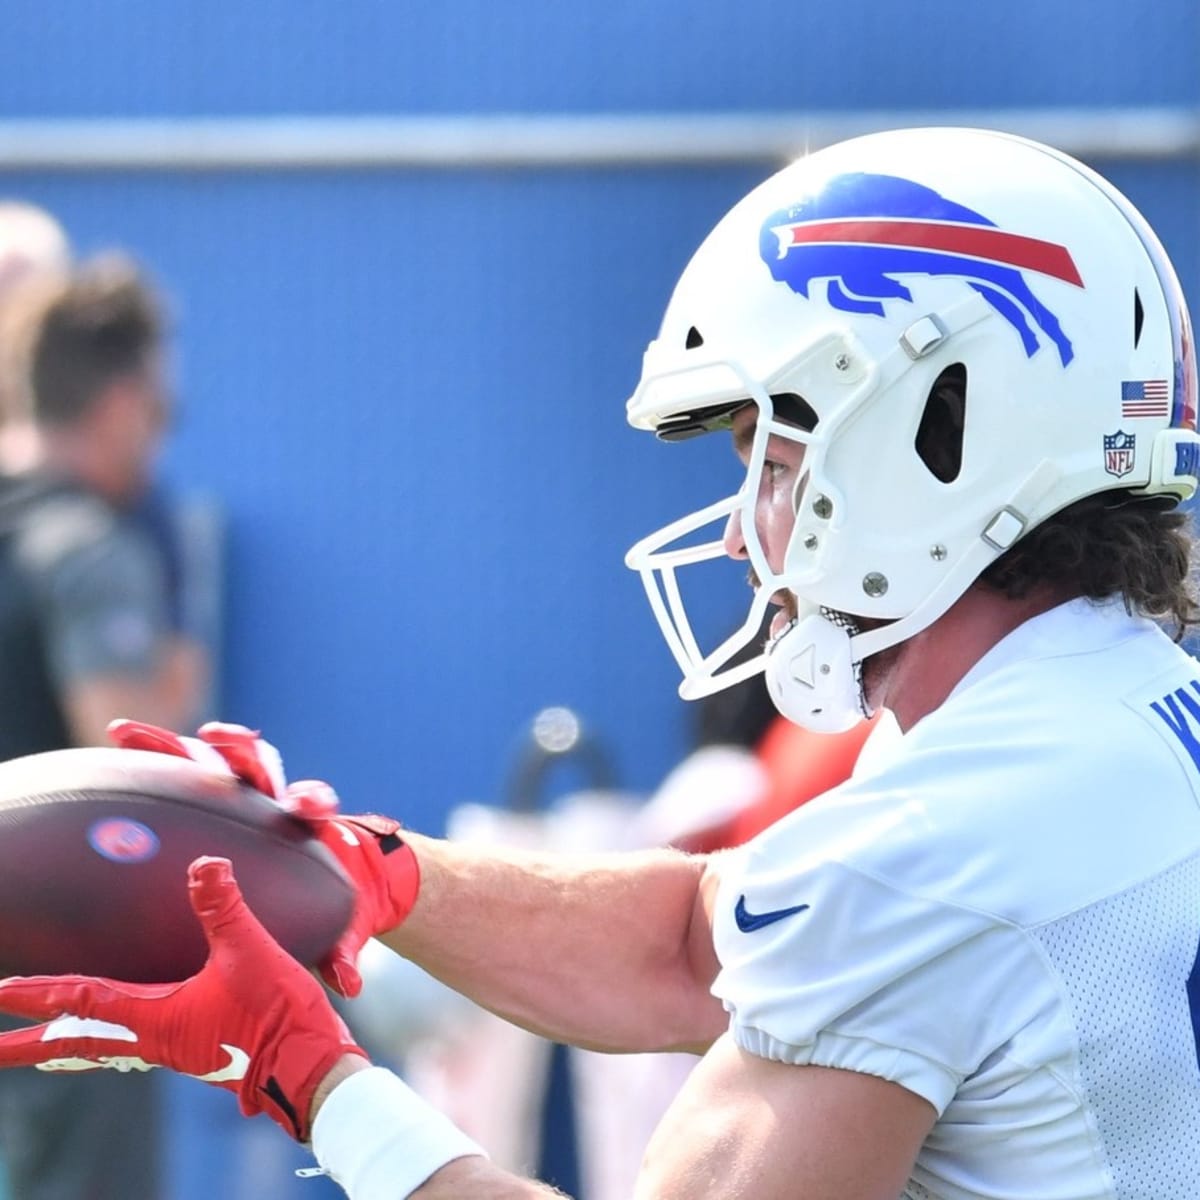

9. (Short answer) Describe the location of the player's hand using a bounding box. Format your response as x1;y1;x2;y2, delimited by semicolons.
107;719;420;998
0;857;365;1142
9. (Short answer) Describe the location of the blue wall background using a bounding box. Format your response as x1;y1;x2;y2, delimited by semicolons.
0;3;1194;821
0;2;1196;1195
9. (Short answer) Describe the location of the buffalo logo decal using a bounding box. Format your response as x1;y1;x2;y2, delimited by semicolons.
760;173;1084;366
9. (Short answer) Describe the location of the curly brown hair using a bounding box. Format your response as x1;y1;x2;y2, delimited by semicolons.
981;494;1200;641
913;362;1200;641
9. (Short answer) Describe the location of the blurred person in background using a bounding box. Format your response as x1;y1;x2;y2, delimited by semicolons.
0;201;71;476
0;255;209;1199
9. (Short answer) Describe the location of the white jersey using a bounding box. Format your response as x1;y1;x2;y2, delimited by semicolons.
711;598;1200;1198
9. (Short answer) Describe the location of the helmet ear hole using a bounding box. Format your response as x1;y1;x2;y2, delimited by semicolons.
685;326;705;349
914;364;967;484
1133;289;1144;348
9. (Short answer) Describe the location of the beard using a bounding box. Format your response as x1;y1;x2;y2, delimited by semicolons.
748;562;902;718
858;643;891;712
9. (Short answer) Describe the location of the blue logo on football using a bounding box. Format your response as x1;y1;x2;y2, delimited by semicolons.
87;817;160;864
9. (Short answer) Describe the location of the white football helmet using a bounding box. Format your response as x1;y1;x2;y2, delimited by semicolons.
625;127;1199;731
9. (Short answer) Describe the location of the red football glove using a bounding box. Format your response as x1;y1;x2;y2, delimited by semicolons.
0;857;365;1142
107;720;421;998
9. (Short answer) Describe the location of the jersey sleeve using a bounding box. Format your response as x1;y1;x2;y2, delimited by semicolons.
711;837;1053;1116
36;520;172;686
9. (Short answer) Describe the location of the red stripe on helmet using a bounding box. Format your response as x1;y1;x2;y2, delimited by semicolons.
782;219;1084;287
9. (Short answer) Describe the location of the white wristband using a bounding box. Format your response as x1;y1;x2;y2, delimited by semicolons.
311;1067;487;1199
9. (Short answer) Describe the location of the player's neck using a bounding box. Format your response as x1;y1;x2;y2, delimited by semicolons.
869;582;1077;733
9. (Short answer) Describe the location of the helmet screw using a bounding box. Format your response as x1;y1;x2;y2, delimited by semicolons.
930;544;947;561
812;495;833;519
834;353;851;371
862;572;889;597
803;534;818;551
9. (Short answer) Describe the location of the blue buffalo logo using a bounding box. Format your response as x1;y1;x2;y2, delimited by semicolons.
759;173;1083;366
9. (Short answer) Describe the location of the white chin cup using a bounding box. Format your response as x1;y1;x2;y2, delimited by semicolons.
764;611;866;733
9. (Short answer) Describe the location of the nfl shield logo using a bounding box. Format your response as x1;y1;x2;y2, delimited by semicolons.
1104;430;1136;478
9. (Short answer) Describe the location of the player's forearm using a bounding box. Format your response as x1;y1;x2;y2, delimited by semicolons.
381;833;726;1053
413;1159;568;1198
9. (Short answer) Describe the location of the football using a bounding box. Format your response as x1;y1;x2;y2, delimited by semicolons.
0;746;355;982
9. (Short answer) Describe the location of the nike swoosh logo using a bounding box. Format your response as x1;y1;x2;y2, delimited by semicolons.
734;894;810;932
194;1044;251;1084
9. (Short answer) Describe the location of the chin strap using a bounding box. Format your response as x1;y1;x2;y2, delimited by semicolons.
764;609;868;733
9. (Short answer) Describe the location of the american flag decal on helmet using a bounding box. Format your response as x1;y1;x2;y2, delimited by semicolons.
1121;380;1170;420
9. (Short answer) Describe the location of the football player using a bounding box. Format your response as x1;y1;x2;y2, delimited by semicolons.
1;126;1200;1199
